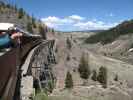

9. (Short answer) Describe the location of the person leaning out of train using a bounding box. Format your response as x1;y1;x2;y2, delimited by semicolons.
0;31;12;49
0;31;22;49
10;31;23;47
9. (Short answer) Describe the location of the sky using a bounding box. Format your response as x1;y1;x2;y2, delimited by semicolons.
7;0;133;31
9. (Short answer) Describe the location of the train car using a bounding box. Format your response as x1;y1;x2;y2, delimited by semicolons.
0;23;42;47
0;23;42;100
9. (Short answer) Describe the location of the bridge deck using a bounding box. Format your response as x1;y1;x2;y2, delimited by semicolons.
21;45;39;76
20;44;40;100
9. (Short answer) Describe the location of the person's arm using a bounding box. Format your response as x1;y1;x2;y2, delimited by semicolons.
10;32;23;47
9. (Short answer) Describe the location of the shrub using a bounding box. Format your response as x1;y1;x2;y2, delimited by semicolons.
114;74;118;81
66;54;70;61
97;66;107;88
91;70;97;81
34;92;48;100
47;80;54;93
51;28;54;33
78;53;91;80
65;71;73;88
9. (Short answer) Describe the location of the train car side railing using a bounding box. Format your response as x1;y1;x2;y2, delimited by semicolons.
0;48;19;100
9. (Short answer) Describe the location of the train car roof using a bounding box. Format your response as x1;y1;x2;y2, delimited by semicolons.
0;23;15;31
0;23;42;37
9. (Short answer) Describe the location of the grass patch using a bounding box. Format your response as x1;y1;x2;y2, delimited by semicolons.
33;92;48;100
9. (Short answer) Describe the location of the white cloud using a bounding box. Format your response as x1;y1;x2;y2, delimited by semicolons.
74;21;118;30
41;15;119;31
44;22;57;28
42;16;65;25
41;16;74;28
68;15;85;21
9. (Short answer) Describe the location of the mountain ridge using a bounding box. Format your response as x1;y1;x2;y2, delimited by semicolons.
85;19;133;44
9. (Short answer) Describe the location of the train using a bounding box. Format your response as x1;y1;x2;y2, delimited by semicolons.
0;23;43;100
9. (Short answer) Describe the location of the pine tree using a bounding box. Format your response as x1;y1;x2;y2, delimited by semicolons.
66;37;72;50
91;70;97;81
78;53;91;80
66;54;70;61
18;8;24;19
65;71;73;88
31;15;36;28
38;24;47;39
47;81;54;93
97;66;107;88
27;22;33;33
114;74;118;81
51;28;54;33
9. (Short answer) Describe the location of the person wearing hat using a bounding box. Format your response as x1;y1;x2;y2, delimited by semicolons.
0;30;22;49
0;31;12;49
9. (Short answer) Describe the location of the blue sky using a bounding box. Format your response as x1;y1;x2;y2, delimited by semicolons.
9;0;133;31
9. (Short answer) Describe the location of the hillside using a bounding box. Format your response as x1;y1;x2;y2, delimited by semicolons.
46;19;133;100
47;30;133;100
0;1;54;39
85;19;133;44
